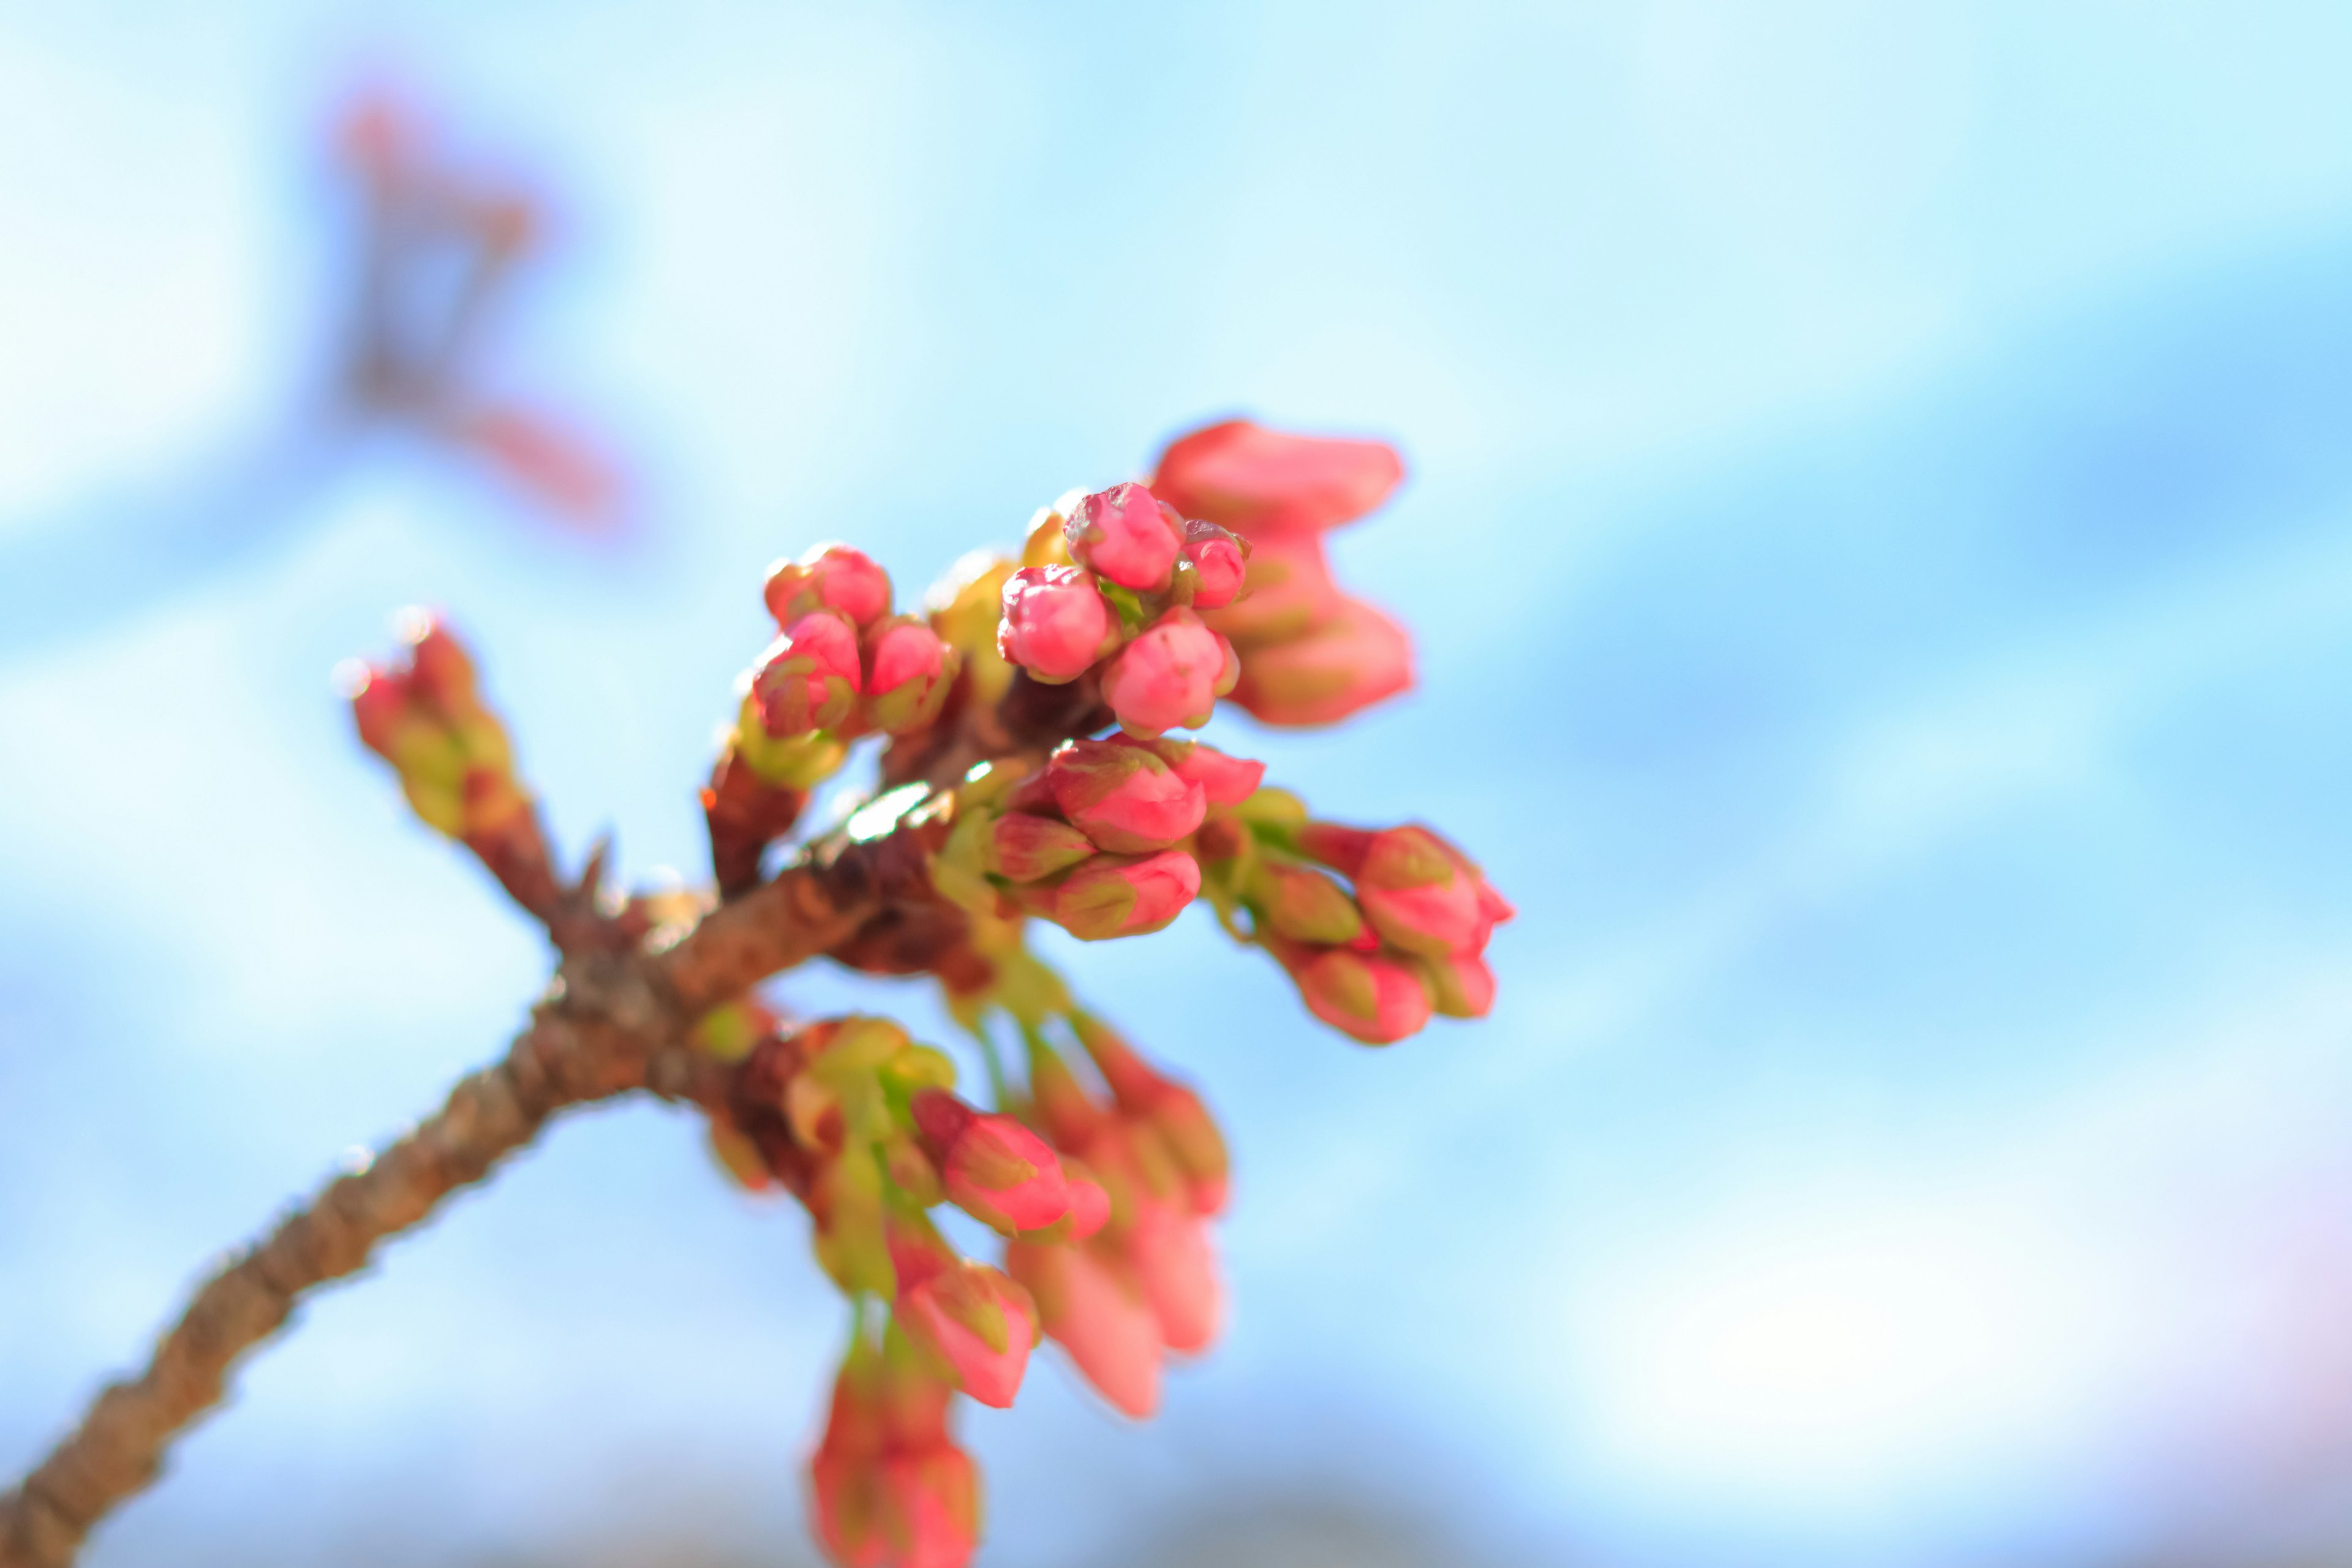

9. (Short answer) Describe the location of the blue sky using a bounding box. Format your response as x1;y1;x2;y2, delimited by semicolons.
11;4;2352;1565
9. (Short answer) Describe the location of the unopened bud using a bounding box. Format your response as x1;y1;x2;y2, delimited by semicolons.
1254;858;1365;944
1200;530;1340;648
1099;608;1227;737
861;616;957;734
1125;1199;1221;1354
997;564;1115;683
1150;417;1406;537
1230;596;1414;728
1065;482;1184;592
1046;739;1207;854
896;1259;1039;1409
1006;1240;1163;1419
764;543;892;629
754;611;863;736
1052;850;1201;941
1177;519;1250;609
1354;824;1487;956
1415;948;1498;1019
987;813;1098;883
911;1090;1074;1234
1289;946;1435;1045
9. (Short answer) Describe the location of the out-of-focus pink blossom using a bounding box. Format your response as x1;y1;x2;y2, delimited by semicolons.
1417;949;1498;1019
876;1447;979;1568
894;1254;1039;1410
1178;519;1249;609
1065;483;1184;592
997;565;1114;684
1099;609;1229;737
1069;1016;1231;1218
1289;946;1434;1045
1353;826;1487;957
1125;1199;1221;1354
1150;418;1404;537
755;611;864;736
1047;739;1207;854
767;544;894;629
1006;1240;1163;1419
1228;597;1413;728
1052;850;1201;941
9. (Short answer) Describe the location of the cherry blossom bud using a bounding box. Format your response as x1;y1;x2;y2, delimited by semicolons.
405;619;478;709
348;668;415;758
1415;949;1498;1019
810;1348;889;1568
878;1446;979;1568
894;1256;1039;1409
1354;825;1487;957
1110;736;1265;805
997;565;1114;683
1046;739;1207;854
755;611;864;736
1200;531;1340;649
986;814;1098;883
1229;597;1414;728
1126;1199;1221;1354
1070;1016;1230;1218
766;543;892;629
1178;519;1249;609
911;1090;1072;1234
1290;946;1434;1045
1150;418;1405;537
862;617;957;734
1061;1160;1113;1240
1255;859;1365;945
1099;608;1226;737
1006;1240;1163;1419
1052;850;1200;941
1065;482;1184;592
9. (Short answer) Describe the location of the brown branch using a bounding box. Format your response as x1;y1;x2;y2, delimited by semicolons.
0;837;895;1568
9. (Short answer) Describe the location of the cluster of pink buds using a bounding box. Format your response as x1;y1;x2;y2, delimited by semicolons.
997;484;1249;737
703;546;963;893
1197;802;1513;1044
342;612;557;912
701;1002;1231;1567
1152;419;1415;726
322;415;1504;1568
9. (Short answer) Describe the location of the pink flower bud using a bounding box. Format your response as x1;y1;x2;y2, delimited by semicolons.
1052;850;1200;941
765;543;892;629
1063;1163;1112;1240
997;565;1114;684
986;813;1098;883
1289;946;1434;1045
861;617;956;734
878;1447;979;1568
1046;739;1207;854
1126;1199;1221;1354
911;1090;1072;1234
1354;826;1486;957
1255;859;1365;945
1065;481;1185;592
1006;1240;1163;1419
1150;418;1405;537
1200;529;1341;648
1416;949;1498;1019
1113;736;1265;805
1178;520;1249;609
1099;608;1226;737
1229;597;1413;728
1068;1016;1231;1218
895;1261;1039;1410
755;610;864;736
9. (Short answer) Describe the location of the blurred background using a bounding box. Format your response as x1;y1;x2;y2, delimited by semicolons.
9;2;2352;1564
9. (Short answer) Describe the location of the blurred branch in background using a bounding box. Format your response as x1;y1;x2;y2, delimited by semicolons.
0;77;626;665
